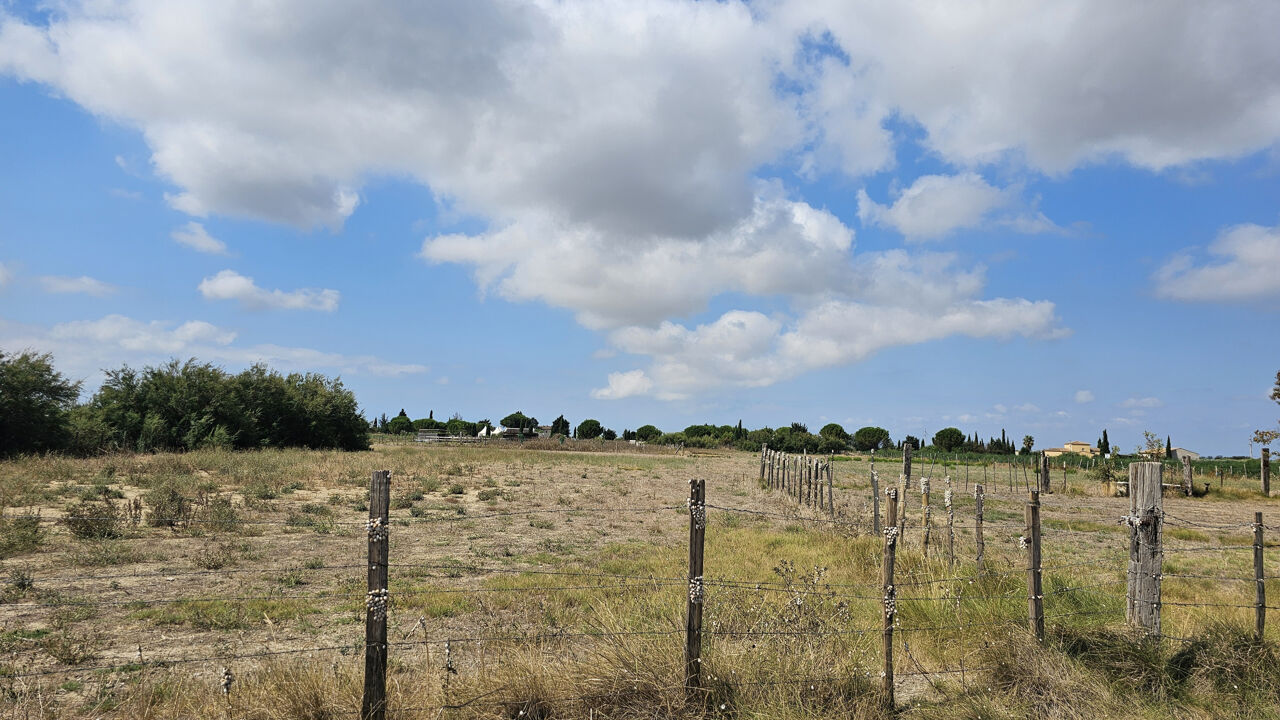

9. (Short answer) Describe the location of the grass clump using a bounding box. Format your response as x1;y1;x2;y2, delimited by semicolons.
62;499;122;539
0;514;44;557
144;482;193;527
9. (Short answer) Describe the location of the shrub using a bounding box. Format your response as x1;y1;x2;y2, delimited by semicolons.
197;496;240;533
0;515;45;558
144;483;193;527
62;500;122;539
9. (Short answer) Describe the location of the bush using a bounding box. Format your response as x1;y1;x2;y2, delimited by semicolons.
0;514;45;558
197;496;240;533
62;500;122;540
145;483;193;527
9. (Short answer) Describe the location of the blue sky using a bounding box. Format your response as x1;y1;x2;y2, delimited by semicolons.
1;1;1278;455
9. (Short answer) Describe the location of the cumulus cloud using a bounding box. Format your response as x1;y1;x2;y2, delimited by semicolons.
0;314;426;384
594;297;1062;400
857;174;1005;241
198;270;339;312
1153;222;1280;302
1074;390;1094;403
39;275;116;296
171;222;230;255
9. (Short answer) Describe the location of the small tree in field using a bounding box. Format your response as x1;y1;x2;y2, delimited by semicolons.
1022;435;1035;454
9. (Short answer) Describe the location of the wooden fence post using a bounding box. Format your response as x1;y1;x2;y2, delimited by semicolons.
1256;512;1265;641
1182;456;1192;497
1263;448;1272;496
1025;490;1044;642
685;478;706;698
921;478;931;558
760;444;767;483
827;462;835;519
361;470;391;720
1126;462;1163;636
902;444;913;491
896;473;908;543
871;469;881;534
881;488;899;711
1039;452;1051;494
975;485;985;573
945;476;955;569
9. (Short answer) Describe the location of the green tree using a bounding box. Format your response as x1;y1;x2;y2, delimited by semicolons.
932;427;965;452
852;426;891;452
575;419;603;439
1022;435;1035;454
602;428;617;441
386;410;414;435
501;411;537;432
903;435;922;451
1100;429;1110;455
550;414;570;436
819;423;850;445
635;425;662;442
0;351;81;455
1166;435;1172;458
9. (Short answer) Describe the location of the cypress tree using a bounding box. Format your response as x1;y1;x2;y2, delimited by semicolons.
1166;435;1172;458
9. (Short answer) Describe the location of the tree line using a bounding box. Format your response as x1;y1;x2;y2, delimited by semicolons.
0;351;369;456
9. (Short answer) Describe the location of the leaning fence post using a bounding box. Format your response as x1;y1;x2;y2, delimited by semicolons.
881;488;899;711
685;479;706;698
975;484;985;573
871;469;882;534
1126;462;1163;637
1256;512;1265;641
362;470;391;720
1025;490;1044;642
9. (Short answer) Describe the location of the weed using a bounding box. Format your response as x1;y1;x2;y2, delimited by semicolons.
62;499;122;539
0;514;44;557
446;483;466;495
144;482;193;527
529;519;555;530
193;541;239;570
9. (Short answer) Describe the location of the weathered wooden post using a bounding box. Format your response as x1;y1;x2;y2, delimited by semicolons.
1025;490;1044;642
827;462;835;518
1039;452;1051;494
881;488;899;711
871;469;882;534
1263;448;1272;496
760;444;767;483
921;477;932;558
1181;456;1192;497
685;478;706;697
1256;512;1266;641
945;476;955;569
896;473;908;543
902;444;913;491
1126;462;1163;636
362;470;391;720
975;484;986;573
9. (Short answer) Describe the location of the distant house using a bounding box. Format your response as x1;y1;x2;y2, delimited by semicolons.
1171;447;1200;462
535;425;552;438
1044;441;1099;458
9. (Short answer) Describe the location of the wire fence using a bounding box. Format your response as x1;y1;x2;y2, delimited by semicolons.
2;460;1276;719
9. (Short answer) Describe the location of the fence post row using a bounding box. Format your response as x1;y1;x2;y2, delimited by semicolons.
1025;490;1044;642
945;476;955;569
361;470;391;720
685;478;707;698
1126;462;1163;637
1256;512;1266;641
881;488;899;711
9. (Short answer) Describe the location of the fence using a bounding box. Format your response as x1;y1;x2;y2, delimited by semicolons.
5;460;1279;718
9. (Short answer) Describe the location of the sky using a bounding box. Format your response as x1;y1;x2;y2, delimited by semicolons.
1;1;1278;456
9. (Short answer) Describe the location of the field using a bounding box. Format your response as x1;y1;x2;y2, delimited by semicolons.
2;443;1279;719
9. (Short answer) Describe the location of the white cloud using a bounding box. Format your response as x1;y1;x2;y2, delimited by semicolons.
1153;222;1280;302
1014;403;1040;413
198;270;339;312
0;262;11;288
777;2;1280;172
858;174;1006;241
594;298;1061;400
38;275;117;297
1121;397;1162;409
171;221;229;255
0;314;425;384
1074;390;1094;404
592;370;655;400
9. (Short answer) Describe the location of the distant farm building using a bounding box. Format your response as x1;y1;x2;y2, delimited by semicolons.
1171;447;1200;462
1044;441;1100;458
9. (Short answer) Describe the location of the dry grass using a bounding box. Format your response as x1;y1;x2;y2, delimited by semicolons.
0;444;1277;718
